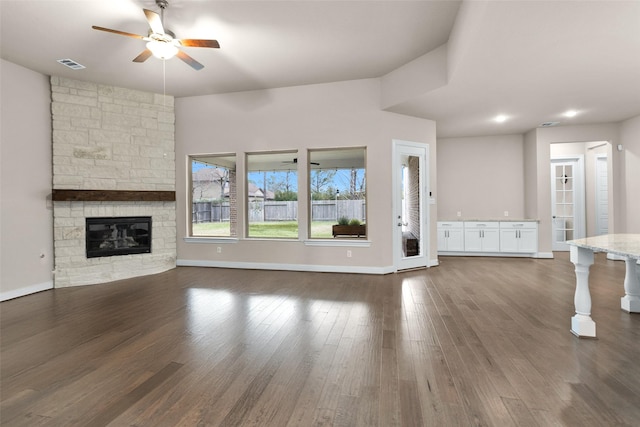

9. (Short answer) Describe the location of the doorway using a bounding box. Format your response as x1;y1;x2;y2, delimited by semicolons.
550;156;585;251
392;140;428;271
595;154;609;235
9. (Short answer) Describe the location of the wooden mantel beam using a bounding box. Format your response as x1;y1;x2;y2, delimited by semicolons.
52;189;176;202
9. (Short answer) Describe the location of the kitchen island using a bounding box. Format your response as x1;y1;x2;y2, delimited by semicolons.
567;234;640;338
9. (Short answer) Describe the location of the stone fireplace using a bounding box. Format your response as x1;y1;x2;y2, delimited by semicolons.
51;77;176;287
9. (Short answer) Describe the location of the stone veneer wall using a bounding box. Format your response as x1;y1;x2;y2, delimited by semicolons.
51;76;176;287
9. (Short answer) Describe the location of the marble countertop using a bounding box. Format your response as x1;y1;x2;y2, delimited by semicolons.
438;219;540;223
567;234;640;259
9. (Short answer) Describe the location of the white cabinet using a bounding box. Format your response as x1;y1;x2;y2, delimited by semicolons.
437;222;464;252
500;222;538;253
464;222;500;252
437;219;538;257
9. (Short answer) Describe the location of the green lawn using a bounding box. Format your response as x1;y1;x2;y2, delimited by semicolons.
192;221;335;238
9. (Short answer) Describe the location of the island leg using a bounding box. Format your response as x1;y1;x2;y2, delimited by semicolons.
621;257;640;313
569;245;596;337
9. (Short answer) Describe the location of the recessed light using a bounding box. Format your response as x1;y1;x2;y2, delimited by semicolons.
563;110;578;118
494;115;508;123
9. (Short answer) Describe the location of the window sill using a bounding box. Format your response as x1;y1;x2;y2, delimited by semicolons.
183;236;371;248
184;237;239;244
304;239;371;247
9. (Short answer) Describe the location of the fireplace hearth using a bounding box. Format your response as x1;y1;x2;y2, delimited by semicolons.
86;217;151;258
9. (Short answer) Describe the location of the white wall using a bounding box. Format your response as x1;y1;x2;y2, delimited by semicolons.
437;134;525;220
533;123;620;252
0;60;53;300
549;141;609;237
175;78;437;271
619;114;640;233
523;129;538;220
437;123;634;256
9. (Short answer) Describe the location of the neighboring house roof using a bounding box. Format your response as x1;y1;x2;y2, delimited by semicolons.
247;183;274;200
193;178;274;201
192;168;228;201
192;167;227;183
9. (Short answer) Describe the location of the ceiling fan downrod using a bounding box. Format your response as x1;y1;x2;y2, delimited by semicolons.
156;0;169;23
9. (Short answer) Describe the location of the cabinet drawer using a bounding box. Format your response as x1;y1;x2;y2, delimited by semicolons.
500;221;537;229
464;221;499;229
437;221;463;229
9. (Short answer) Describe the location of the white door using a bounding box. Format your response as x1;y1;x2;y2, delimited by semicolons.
595;155;609;235
551;157;585;251
393;140;428;271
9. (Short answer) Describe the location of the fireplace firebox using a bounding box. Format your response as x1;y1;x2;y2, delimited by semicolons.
86;217;151;258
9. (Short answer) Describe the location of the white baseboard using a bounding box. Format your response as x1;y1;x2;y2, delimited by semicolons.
177;259;396;275
438;251;541;258
535;252;554;259
1;281;53;302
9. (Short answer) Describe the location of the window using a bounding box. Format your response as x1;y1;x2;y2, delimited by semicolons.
246;151;298;239
309;148;366;239
190;154;236;237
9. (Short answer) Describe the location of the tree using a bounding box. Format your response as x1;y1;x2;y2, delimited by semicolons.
310;170;336;198
269;170;296;194
347;168;366;199
275;190;297;201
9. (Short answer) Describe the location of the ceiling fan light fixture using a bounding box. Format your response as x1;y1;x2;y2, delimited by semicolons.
146;40;178;59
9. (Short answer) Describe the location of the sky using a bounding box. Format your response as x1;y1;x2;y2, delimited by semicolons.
193;161;364;195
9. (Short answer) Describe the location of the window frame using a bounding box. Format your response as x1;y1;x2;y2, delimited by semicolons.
188;153;237;239
245;150;300;240
307;147;367;240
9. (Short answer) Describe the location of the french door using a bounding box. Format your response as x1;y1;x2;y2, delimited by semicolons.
550;156;585;251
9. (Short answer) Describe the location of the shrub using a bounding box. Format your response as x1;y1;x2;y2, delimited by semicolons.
337;216;350;225
348;218;362;226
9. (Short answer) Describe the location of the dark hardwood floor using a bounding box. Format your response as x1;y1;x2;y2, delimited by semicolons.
1;253;639;426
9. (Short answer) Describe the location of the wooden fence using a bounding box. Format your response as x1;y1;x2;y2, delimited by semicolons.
193;199;366;223
192;201;230;223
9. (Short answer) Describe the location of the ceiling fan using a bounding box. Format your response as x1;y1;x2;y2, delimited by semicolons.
92;0;219;70
282;158;320;166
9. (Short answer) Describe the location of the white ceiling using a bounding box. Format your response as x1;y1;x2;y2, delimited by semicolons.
1;0;639;138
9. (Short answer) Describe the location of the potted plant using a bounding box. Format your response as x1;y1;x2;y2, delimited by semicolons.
332;216;366;237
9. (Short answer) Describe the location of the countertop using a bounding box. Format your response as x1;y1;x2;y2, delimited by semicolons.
567;234;640;259
438;219;540;223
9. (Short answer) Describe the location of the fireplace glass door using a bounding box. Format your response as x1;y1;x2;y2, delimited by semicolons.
86;217;152;258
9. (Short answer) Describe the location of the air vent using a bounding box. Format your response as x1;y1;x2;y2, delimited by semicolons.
539;121;560;127
57;59;86;70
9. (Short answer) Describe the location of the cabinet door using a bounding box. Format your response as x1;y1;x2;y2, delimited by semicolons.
500;229;518;252
482;229;500;252
448;229;465;251
518;229;538;252
464;230;482;252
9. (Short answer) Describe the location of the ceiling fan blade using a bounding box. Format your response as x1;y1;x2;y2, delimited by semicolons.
176;50;204;70
133;49;153;63
178;39;220;48
92;26;146;39
143;9;165;34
